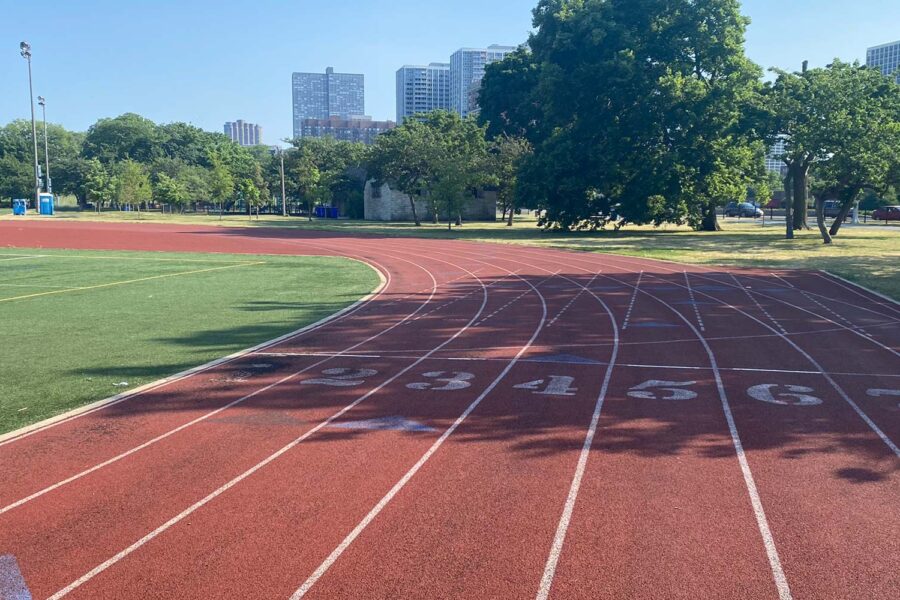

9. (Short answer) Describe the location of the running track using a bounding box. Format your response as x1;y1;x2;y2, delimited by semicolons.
1;220;898;600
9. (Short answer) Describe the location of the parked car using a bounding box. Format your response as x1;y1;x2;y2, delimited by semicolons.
872;205;900;221
723;202;764;218
823;200;848;219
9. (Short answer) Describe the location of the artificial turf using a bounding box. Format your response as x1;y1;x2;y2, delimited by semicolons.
0;248;379;434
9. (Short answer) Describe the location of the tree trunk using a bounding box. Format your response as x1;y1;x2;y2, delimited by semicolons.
814;196;832;244
456;211;462;227
791;162;810;230
408;194;421;226
507;206;514;227
699;202;721;231
828;191;858;237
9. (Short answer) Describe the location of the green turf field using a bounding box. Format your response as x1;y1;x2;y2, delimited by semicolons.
0;248;379;434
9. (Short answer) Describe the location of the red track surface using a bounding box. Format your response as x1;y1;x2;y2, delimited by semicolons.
1;220;898;600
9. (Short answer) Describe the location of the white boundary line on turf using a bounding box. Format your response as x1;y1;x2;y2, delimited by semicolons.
0;256;387;447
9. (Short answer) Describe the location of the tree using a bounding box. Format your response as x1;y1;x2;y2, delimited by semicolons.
368;119;435;226
769;60;900;243
153;172;188;211
478;0;769;232
239;178;261;219
115;159;151;212
286;137;364;220
82;113;160;164
489;135;533;225
84;158;116;211
208;152;235;217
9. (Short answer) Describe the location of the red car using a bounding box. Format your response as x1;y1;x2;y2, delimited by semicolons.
872;206;900;221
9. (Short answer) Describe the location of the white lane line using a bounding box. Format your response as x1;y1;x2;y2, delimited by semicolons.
548;272;599;327
291;269;552;599
48;261;492;599
684;271;706;332
537;272;619;600
0;255;47;262
818;271;900;315
621;270;643;330
0;258;429;516
730;273;788;335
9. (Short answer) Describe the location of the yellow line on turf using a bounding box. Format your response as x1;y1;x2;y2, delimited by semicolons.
0;262;265;303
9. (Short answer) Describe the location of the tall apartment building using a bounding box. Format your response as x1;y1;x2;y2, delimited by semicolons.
298;117;396;146
867;40;900;83
450;45;516;117
292;67;365;138
396;63;451;122
765;136;788;175
223;120;262;146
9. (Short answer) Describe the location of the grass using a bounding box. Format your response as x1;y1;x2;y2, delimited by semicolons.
0;248;379;434
7;209;898;301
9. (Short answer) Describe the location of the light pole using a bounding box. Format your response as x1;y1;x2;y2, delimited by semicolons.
20;41;41;210
280;149;287;216
38;96;51;194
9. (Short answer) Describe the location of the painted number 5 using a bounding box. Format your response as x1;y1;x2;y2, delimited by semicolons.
747;384;822;406
627;380;698;401
407;371;475;391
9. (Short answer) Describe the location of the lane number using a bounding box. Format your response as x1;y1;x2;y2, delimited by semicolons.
747;383;822;406
627;380;698;401
302;368;378;387
407;371;475;391
514;375;578;396
867;388;900;409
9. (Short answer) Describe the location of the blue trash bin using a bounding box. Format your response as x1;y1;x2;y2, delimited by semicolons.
39;193;54;216
327;207;339;219
315;206;326;218
12;199;27;216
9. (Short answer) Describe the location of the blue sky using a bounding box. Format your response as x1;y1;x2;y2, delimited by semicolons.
1;0;897;145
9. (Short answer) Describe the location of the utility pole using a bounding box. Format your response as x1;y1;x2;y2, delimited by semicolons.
20;42;41;210
280;149;287;216
38;96;51;194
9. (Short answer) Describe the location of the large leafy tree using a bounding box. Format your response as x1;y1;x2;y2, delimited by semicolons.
480;0;768;231
82;113;161;164
769;61;900;243
115;159;152;211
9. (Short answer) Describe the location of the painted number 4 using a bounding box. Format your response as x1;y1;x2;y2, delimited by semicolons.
514;376;578;396
627;380;698;400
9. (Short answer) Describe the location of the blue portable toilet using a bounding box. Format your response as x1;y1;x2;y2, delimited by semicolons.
12;199;27;216
38;193;54;216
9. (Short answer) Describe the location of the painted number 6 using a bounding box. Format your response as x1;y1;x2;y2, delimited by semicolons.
747;384;822;406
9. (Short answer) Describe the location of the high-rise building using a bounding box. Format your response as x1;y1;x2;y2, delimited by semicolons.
765;136;788;175
867;40;900;83
223;120;262;146
450;45;516;117
298;116;396;145
396;63;451;122
292;67;365;138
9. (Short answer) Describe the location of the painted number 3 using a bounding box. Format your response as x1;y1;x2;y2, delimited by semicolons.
407;371;475;391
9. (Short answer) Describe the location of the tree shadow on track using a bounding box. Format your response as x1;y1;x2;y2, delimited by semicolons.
65;268;899;486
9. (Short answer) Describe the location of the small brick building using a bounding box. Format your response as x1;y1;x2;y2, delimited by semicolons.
364;181;496;222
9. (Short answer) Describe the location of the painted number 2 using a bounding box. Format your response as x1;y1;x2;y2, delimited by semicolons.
407;371;475;391
747;384;822;406
627;380;698;401
302;368;378;387
514;376;578;396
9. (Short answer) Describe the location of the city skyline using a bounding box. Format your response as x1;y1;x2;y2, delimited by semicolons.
1;1;897;144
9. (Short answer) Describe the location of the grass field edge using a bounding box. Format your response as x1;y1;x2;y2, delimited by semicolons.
819;270;900;307
0;257;388;445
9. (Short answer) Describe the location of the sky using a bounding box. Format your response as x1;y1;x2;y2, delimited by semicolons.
1;0;898;145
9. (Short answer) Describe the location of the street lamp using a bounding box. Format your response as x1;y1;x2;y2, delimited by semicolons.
20;41;41;211
38;96;51;194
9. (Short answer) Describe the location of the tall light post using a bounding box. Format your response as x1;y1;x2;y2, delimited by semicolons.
38;96;51;194
20;41;41;210
280;148;287;216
